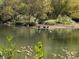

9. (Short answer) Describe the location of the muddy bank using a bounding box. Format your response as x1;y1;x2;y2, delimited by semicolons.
33;24;79;30
0;23;79;30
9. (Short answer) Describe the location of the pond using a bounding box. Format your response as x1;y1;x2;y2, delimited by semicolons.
0;25;79;59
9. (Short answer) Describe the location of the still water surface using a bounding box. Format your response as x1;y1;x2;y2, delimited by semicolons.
0;25;79;59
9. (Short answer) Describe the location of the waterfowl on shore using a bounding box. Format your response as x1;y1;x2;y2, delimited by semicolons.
37;25;49;30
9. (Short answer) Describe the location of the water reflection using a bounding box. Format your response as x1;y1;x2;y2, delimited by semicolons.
0;26;79;59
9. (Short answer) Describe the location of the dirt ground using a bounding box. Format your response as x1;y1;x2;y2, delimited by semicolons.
32;24;79;30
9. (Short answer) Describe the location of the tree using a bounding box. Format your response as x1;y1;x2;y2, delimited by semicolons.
68;0;79;18
51;0;70;18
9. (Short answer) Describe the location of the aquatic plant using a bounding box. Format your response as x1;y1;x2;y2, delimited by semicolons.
34;41;44;59
0;35;15;59
0;34;34;59
5;35;15;59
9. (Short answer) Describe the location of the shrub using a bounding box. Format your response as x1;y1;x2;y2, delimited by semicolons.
56;15;76;24
44;15;76;25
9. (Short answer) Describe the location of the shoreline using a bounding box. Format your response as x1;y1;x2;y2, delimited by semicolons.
0;24;79;30
32;24;79;30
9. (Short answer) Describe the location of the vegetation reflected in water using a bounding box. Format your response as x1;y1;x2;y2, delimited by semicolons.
0;26;79;59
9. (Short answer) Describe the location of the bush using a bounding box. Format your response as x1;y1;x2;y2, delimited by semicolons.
56;15;76;24
44;15;77;25
15;15;36;26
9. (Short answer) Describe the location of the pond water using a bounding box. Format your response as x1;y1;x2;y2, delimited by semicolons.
0;25;79;59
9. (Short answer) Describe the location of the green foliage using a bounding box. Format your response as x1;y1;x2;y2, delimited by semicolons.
68;0;79;18
51;0;69;18
0;0;79;25
56;15;76;24
44;15;76;25
34;41;44;59
0;35;15;59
